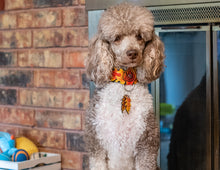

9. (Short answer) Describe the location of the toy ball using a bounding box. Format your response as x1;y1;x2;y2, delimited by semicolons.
16;137;38;157
12;149;29;162
0;153;11;161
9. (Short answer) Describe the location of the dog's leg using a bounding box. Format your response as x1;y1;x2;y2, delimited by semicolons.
84;96;109;170
106;154;135;170
89;152;108;170
135;148;158;170
135;110;160;170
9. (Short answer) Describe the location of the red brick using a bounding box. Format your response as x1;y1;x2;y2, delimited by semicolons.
80;27;88;46
82;112;85;130
0;125;19;136
80;0;85;5
35;110;81;130
0;70;33;87
20;129;65;149
20;89;89;109
18;50;62;68
5;0;32;10
63;90;89;109
33;9;62;28
64;28;88;47
18;9;61;28
55;70;81;88
81;70;89;88
0;107;35;126
39;147;82;169
0;31;31;49
63;7;88;27
18;51;28;67
0;52;17;67
17;12;33;28
0;13;16;29
19;89;63;108
33;28;88;48
64;50;87;68
0;89;17;105
33;29;63;47
34;70;55;88
63;112;81;130
34;70;81;88
60;150;82;169
20;89;89;110
66;132;85;152
33;0;78;8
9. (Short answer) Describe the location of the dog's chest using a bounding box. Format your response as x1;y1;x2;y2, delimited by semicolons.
94;83;153;156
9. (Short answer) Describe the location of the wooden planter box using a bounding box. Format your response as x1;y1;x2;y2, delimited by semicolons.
0;152;61;170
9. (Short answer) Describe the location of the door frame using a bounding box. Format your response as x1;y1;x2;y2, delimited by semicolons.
212;25;220;170
155;25;213;170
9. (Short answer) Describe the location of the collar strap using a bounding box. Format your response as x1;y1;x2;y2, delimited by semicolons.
110;68;138;85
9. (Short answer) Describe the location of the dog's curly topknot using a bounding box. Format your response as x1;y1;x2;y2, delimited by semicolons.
98;3;154;42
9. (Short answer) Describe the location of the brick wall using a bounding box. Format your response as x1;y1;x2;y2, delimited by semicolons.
0;0;89;169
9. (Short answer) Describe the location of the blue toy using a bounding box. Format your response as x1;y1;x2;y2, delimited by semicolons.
12;149;29;162
0;153;11;161
0;132;17;161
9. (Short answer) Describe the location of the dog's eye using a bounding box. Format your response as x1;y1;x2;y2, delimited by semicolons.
114;35;121;42
136;34;143;41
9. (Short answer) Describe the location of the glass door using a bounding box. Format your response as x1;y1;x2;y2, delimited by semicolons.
156;26;212;170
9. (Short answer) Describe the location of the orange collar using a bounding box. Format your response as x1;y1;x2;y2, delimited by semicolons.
110;68;138;85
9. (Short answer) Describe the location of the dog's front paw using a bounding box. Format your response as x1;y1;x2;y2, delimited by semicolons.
89;156;108;170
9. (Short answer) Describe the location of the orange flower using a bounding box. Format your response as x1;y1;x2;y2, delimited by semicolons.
111;68;138;85
123;68;137;85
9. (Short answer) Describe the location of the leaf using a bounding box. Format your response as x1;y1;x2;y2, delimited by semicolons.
121;95;131;114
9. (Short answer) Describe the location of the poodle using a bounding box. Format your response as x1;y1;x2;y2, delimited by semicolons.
84;3;165;170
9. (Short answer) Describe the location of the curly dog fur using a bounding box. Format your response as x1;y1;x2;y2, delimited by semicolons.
84;3;165;170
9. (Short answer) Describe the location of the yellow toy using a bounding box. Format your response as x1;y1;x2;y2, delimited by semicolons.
15;137;38;157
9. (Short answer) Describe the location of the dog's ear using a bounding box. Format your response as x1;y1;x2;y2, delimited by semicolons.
137;34;165;83
85;35;114;87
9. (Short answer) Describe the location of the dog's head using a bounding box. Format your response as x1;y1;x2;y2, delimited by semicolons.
85;3;165;87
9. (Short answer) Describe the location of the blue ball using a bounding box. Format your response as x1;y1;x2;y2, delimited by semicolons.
12;149;29;162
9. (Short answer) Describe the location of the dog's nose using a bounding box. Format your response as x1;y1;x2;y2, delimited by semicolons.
126;50;138;59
